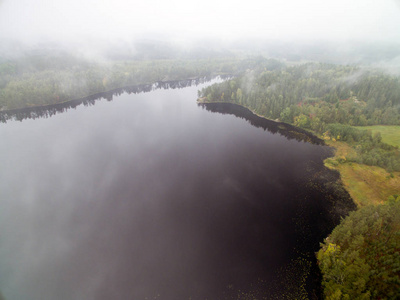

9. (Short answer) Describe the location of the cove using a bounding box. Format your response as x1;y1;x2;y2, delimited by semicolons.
0;79;354;300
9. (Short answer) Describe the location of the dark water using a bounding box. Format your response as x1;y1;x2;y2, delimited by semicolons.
0;79;354;300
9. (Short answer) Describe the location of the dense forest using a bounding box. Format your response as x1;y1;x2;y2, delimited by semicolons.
318;198;400;299
199;61;400;172
199;62;400;125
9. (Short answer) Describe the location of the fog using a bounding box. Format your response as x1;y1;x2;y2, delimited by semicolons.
1;0;400;46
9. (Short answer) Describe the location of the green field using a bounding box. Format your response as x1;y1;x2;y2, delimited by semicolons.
356;125;400;147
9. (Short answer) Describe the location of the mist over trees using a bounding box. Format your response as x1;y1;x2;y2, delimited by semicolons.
0;43;247;110
199;62;400;125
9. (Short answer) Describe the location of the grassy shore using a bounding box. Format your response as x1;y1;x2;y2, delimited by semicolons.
324;139;400;207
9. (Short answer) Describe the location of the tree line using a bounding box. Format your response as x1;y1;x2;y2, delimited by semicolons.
199;62;400;125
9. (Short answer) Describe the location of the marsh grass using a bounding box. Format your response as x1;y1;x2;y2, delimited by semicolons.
324;140;400;207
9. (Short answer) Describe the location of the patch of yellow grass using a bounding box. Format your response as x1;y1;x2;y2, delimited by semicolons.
324;140;400;207
336;164;400;207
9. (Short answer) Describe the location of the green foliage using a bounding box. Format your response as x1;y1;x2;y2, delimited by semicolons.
294;113;311;129
318;201;400;299
324;124;370;143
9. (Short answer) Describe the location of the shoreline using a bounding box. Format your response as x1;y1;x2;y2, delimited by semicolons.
0;74;238;115
198;99;400;209
197;98;281;123
197;100;325;145
1;76;213;114
0;76;225;123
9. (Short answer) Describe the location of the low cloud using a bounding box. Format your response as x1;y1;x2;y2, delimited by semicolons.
1;0;400;46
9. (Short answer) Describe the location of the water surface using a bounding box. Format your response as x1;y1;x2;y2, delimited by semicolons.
0;80;353;299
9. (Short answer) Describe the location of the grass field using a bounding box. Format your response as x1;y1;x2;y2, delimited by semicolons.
355;125;400;148
324;140;400;207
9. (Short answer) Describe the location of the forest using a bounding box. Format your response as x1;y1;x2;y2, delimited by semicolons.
318;198;400;299
199;62;400;126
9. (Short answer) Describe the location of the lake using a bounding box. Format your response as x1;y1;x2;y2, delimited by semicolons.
0;78;354;300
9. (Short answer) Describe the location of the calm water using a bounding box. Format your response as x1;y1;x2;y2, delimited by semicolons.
0;79;353;300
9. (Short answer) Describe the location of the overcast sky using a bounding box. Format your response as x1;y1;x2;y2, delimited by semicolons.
1;0;400;44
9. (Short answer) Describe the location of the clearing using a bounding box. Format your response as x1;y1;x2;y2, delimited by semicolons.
324;140;400;207
355;125;400;148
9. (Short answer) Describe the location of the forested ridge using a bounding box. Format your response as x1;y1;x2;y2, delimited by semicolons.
0;53;258;110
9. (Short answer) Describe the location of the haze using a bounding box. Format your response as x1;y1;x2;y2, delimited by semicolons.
1;0;400;44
